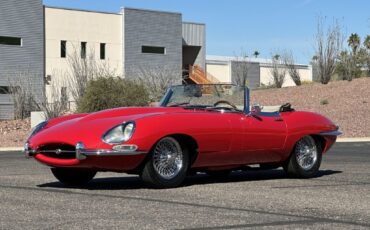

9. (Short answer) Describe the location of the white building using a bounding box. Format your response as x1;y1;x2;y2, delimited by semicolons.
206;55;313;88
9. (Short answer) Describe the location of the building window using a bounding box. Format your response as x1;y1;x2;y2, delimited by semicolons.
61;40;66;58
81;42;87;59
100;43;106;60
0;86;10;94
142;46;165;54
0;36;22;46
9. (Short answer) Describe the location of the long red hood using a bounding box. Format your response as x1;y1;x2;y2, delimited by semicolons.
28;107;186;149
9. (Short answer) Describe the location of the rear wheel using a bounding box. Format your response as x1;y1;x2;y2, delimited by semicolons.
51;168;96;186
284;136;322;178
141;137;189;188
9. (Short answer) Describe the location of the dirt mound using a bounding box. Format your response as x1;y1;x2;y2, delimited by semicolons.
251;77;370;137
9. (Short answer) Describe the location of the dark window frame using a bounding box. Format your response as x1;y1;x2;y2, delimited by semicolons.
100;43;106;60
141;46;166;54
61;40;67;58
0;86;10;94
81;42;87;59
0;36;22;46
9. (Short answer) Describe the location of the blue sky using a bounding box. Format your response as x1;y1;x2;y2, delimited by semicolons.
43;0;370;64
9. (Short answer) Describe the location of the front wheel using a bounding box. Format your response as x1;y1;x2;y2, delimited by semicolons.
141;137;189;188
51;168;96;186
284;136;322;178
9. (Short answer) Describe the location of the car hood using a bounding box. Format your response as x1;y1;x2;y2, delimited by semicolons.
28;107;185;149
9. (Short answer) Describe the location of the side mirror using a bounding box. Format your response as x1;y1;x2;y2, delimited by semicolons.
251;104;262;114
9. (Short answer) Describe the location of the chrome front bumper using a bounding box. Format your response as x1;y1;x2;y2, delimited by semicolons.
320;130;342;136
24;142;146;160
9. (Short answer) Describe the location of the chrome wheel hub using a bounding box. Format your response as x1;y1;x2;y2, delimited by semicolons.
153;138;183;180
295;136;318;170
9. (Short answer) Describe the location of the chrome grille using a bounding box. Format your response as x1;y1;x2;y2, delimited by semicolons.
38;144;76;159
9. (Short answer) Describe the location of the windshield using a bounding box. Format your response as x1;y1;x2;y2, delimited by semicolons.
160;84;245;112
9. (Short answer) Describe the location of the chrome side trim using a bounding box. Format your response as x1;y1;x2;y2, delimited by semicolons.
79;149;146;156
24;142;146;159
320;130;342;136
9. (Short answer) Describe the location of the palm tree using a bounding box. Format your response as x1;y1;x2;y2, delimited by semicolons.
347;33;361;54
273;54;280;60
253;51;260;58
364;35;370;50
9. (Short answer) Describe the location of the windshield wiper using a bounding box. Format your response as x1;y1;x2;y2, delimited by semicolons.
206;106;243;113
168;102;190;107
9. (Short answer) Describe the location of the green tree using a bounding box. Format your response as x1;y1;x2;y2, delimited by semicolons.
348;33;361;54
77;77;149;113
364;35;370;76
363;35;370;49
253;51;260;58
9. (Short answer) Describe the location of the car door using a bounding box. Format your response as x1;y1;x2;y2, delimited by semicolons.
241;112;288;164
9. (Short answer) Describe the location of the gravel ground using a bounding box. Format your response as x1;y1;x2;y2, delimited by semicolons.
0;119;30;148
251;77;370;138
0;78;369;147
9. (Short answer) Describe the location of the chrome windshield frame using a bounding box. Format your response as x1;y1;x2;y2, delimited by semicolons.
160;84;249;114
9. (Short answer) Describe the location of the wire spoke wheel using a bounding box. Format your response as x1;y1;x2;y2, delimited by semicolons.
295;136;318;170
284;135;322;178
152;137;183;180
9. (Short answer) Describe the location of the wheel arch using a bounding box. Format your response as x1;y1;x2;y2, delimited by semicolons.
311;134;326;152
131;133;199;174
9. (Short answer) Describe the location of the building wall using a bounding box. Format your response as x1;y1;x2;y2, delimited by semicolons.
182;22;206;69
44;7;122;103
231;61;260;88
206;56;313;88
123;8;182;81
259;64;312;87
206;62;231;83
0;0;44;119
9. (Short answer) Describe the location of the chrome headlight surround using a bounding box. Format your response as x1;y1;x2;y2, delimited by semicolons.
27;121;48;141
102;121;136;144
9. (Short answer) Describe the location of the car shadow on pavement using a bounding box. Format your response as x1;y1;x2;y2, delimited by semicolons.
37;169;342;190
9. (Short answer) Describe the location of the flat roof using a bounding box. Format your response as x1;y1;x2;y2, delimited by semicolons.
206;55;310;67
182;21;206;26
123;7;181;15
44;6;122;15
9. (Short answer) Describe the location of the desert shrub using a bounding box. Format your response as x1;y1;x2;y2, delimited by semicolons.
320;99;329;105
77;77;149;113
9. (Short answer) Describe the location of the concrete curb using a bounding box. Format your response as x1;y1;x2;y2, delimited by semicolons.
0;147;23;152
0;137;369;152
336;137;370;143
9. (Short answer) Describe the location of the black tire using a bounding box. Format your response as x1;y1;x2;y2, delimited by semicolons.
51;168;96;186
284;136;322;178
141;137;189;188
206;170;231;178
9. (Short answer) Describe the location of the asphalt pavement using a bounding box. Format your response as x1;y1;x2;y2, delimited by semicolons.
0;142;370;229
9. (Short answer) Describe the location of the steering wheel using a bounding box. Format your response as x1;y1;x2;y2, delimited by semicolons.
213;100;238;110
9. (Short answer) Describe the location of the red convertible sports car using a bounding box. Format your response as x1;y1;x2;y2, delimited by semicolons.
25;84;341;188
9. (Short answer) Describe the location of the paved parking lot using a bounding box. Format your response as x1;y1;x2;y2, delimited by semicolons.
0;142;369;229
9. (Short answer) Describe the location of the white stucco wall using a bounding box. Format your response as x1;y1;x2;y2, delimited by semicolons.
259;65;312;87
44;7;123;104
206;62;231;83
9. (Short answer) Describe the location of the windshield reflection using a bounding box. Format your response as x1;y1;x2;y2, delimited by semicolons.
160;84;245;112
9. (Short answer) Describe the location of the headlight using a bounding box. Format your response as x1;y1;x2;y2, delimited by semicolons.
27;121;48;140
102;122;135;144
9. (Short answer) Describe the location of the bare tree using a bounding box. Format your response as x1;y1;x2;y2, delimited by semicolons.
37;77;68;119
8;71;69;120
314;17;343;84
67;46;116;108
7;72;38;119
282;51;301;86
233;49;251;87
133;65;181;102
269;55;286;88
